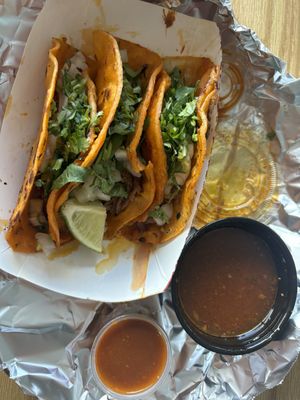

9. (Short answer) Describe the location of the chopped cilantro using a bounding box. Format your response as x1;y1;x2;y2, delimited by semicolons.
82;64;145;201
109;64;143;137
35;60;102;194
52;164;89;190
149;207;168;223
90;159;128;198
160;67;198;192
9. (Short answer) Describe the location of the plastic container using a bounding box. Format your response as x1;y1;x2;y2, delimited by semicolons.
91;314;171;399
171;217;298;355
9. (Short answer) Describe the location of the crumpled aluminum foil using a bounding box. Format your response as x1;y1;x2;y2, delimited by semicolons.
0;0;300;399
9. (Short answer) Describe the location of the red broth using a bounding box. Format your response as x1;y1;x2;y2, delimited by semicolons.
178;228;278;337
94;318;168;394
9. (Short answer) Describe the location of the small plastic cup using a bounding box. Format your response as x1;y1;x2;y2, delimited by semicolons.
91;314;171;399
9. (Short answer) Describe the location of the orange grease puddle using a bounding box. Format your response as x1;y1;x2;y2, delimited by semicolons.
48;240;80;260
131;243;152;294
96;237;132;275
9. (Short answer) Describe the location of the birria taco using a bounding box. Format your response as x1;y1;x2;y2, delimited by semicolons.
122;58;220;244
6;31;163;253
6;31;122;252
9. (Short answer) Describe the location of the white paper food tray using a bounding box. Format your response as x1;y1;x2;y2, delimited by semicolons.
0;0;221;302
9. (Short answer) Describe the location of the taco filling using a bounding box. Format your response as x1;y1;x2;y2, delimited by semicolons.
122;60;219;244
148;67;197;226
29;52;101;233
73;64;146;217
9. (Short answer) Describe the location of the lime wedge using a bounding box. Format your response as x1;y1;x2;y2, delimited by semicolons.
61;199;107;252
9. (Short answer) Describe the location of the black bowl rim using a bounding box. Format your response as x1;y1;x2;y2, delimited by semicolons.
171;217;298;355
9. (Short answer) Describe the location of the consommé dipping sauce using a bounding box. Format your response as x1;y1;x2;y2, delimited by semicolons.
92;315;170;398
178;228;278;337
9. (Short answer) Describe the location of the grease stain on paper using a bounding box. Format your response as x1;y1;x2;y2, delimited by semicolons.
47;240;80;260
93;0;102;6
126;31;140;38
105;24;119;34
163;9;176;29
96;237;132;275
81;23;120;57
131;243;152;295
177;29;185;54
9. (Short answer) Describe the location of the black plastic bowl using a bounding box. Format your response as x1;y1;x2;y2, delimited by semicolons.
171;217;298;355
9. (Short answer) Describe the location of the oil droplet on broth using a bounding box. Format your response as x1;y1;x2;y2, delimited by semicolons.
96;237;132;275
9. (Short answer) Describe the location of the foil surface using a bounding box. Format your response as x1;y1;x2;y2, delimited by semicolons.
0;0;300;399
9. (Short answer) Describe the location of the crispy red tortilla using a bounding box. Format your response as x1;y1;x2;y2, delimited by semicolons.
123;58;220;244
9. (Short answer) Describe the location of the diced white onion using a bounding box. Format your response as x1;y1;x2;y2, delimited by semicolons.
115;148;141;177
161;203;173;220
29;199;45;227
73;177;111;203
35;233;56;257
68;52;87;75
153;216;165;226
153;204;173;226
115;149;128;162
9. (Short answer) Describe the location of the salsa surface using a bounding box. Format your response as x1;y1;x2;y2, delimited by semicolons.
95;318;167;394
178;227;278;336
